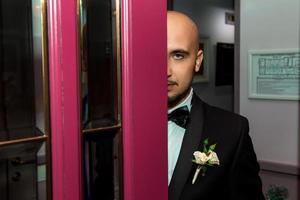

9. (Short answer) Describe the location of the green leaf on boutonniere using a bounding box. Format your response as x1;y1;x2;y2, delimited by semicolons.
209;143;217;151
203;146;207;153
207;160;214;166
203;138;209;153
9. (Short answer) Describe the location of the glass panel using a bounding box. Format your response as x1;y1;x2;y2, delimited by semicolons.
32;0;48;134
83;131;121;199
0;141;47;200
0;0;50;199
79;0;122;199
80;0;120;129
0;0;48;141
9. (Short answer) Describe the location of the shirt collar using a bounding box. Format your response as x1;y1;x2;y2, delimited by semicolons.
168;88;193;114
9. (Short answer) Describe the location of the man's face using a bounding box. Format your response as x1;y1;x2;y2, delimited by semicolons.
167;13;203;107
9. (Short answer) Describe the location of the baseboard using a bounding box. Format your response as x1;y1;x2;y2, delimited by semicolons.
259;160;300;176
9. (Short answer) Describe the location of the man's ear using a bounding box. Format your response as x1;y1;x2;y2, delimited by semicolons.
195;50;203;72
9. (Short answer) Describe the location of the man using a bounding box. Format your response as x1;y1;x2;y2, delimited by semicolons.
167;11;264;200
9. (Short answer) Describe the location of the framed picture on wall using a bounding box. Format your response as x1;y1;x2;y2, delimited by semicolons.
193;37;210;83
248;49;300;100
225;12;235;25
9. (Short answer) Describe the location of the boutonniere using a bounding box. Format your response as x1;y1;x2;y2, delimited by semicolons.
192;138;220;184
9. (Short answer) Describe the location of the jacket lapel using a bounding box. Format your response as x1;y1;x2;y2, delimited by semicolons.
168;95;205;200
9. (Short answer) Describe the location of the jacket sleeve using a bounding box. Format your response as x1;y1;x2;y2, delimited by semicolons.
229;118;265;200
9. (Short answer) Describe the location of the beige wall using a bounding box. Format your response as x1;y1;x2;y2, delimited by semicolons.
239;0;299;168
238;0;300;198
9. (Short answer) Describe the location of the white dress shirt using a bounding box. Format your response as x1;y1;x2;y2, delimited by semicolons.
168;88;193;185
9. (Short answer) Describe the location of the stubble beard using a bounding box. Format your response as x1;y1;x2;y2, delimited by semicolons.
168;88;191;109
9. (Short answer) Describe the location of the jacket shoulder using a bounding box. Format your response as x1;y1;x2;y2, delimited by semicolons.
202;101;248;127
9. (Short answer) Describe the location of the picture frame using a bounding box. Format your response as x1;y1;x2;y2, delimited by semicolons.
248;49;300;100
193;37;210;83
225;12;235;25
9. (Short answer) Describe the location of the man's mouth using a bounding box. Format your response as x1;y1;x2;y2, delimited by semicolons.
168;81;177;91
168;80;177;86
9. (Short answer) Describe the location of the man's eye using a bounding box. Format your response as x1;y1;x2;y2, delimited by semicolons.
173;53;184;60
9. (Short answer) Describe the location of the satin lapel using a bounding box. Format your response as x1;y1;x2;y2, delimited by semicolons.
168;95;205;200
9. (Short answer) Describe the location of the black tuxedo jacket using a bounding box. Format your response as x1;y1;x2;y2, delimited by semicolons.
168;94;265;200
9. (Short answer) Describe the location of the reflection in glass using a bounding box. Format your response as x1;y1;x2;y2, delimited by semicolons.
80;0;120;129
84;131;121;199
0;141;47;200
0;0;48;141
79;0;122;199
0;0;50;199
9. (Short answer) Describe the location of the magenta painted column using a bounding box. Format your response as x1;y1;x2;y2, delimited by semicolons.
122;0;168;199
48;0;82;199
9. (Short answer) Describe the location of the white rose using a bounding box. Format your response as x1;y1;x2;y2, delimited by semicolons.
193;151;209;165
207;150;220;165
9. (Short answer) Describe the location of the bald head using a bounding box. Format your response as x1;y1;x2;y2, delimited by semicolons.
167;11;203;108
167;11;199;52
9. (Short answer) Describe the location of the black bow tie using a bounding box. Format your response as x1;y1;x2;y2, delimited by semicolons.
168;105;190;129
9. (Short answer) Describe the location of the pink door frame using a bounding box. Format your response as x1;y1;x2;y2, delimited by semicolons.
48;0;168;199
48;0;83;199
121;0;168;199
